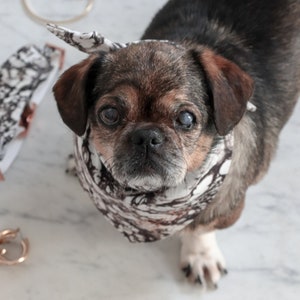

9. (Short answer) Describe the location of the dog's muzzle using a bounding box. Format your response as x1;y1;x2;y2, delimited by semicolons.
74;126;234;242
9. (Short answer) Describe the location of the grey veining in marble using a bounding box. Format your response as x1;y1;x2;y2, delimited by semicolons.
0;1;299;299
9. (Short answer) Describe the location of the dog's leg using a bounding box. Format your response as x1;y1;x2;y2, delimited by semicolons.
180;228;227;289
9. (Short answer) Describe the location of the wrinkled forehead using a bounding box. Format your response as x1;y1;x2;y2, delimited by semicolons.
99;42;190;96
108;41;185;62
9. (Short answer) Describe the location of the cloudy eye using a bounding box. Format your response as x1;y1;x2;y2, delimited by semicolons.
98;106;120;126
176;111;196;130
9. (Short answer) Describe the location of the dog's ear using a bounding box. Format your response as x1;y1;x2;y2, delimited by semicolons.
53;55;98;136
198;49;254;135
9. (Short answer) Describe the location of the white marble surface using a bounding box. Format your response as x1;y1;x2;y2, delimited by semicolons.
1;1;300;299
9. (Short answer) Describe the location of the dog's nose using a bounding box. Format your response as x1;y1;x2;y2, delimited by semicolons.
131;127;164;149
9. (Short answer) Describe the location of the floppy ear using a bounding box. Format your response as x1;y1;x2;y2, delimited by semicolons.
199;49;254;135
53;55;97;136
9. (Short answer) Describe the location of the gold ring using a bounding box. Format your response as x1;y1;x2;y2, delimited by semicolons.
21;0;95;25
0;228;29;266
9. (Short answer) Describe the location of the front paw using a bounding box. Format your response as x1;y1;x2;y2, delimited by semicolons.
180;231;227;290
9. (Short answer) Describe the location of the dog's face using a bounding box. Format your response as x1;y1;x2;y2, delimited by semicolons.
54;42;253;191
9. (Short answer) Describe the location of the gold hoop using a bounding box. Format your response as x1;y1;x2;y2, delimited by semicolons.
0;228;29;266
21;0;95;25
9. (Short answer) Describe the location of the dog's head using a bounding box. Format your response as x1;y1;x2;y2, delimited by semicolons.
53;41;253;191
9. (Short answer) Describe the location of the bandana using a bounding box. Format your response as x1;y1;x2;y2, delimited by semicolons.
47;24;256;242
74;128;233;242
46;23;178;53
0;44;64;179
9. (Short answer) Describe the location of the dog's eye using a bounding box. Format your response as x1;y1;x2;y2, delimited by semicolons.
176;111;196;130
98;107;120;126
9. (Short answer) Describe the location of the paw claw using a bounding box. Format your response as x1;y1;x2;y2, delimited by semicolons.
195;275;203;285
180;231;226;290
182;265;192;277
217;263;228;276
221;268;228;276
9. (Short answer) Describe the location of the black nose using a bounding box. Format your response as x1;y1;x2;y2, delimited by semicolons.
131;127;164;149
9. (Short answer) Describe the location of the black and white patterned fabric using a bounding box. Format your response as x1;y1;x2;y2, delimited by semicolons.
74;128;234;242
47;23;176;54
0;44;62;177
47;23;125;53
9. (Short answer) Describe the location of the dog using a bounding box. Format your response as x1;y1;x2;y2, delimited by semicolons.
52;0;300;290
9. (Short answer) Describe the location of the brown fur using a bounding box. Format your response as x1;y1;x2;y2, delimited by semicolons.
53;55;97;136
53;0;299;283
199;48;254;135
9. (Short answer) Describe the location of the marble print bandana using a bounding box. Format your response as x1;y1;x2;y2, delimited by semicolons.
0;44;63;179
46;23;177;54
74;128;234;242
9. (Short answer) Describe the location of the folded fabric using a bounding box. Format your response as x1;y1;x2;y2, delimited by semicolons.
0;44;64;180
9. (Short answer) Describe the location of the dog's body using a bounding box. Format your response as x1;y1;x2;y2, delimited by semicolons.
53;0;300;290
143;0;300;226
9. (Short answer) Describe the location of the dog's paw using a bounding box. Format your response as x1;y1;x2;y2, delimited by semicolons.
65;154;77;176
180;231;227;290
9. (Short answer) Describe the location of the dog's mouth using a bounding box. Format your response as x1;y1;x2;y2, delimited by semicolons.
95;126;187;192
110;151;187;192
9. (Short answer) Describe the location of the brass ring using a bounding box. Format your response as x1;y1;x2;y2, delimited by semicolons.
21;0;95;25
0;228;29;266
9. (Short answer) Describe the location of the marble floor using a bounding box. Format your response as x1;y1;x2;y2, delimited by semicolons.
1;1;299;299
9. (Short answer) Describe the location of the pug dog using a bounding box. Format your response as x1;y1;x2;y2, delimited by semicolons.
51;0;300;290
